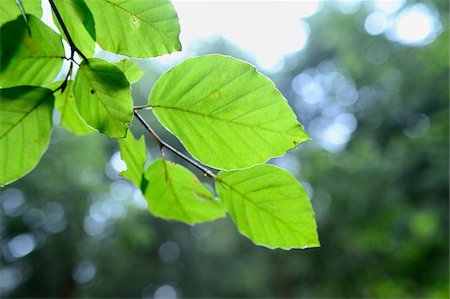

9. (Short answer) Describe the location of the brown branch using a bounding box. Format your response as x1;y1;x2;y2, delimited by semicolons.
133;109;217;179
48;0;88;61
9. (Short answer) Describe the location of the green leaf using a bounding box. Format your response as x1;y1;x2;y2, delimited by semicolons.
144;159;225;224
84;0;181;58
119;132;148;191
49;80;96;135
0;0;43;26
73;58;133;138
0;14;64;88
149;54;309;170
0;86;54;186
114;59;144;84
52;0;96;58
216;164;319;249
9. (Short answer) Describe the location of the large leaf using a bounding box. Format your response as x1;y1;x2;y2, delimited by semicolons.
216;164;319;249
73;58;133;138
149;54;309;170
84;0;181;58
0;14;64;88
0;86;54;186
114;59;144;84
144;159;225;224
52;0;96;58
0;0;43;26
119;132;148;190
50;80;96;135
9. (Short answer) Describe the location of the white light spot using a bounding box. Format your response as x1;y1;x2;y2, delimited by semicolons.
154;285;177;299
8;234;36;258
373;0;405;15
389;4;441;46
72;261;96;284
1;189;26;217
403;113;430;139
159;241;181;264
364;11;389;35
111;151;127;173
0;267;23;293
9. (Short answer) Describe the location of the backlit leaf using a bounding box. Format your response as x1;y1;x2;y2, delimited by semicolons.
84;0;181;58
0;14;64;88
119;132;148;190
0;0;43;26
114;59;144;84
144;159;225;224
216;164;319;249
0;86;54;186
52;0;96;58
73;58;133;138
149;54;309;170
50;80;96;135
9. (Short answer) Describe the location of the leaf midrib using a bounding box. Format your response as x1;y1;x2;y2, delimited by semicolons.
218;179;313;244
151;104;300;136
0;92;51;140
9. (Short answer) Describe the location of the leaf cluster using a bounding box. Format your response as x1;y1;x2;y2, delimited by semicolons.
0;0;319;249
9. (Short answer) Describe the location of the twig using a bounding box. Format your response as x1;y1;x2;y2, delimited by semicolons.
48;0;88;61
133;109;217;179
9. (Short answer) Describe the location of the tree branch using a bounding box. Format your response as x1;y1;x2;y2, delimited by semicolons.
133;109;217;179
48;0;88;61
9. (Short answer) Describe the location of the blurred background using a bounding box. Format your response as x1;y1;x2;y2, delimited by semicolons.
1;0;448;298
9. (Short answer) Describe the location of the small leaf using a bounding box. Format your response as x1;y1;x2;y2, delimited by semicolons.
114;59;144;84
84;0;181;58
0;0;43;26
119;132;148;191
50;80;96;135
149;54;309;170
0;14;64;88
0;86;54;186
216;164;319;249
52;0;96;58
73;58;133;138
144;159;225;224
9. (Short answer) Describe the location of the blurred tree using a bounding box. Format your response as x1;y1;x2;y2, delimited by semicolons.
1;1;448;298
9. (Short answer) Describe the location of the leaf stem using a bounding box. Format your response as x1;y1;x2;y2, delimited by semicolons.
133;109;217;179
48;0;88;61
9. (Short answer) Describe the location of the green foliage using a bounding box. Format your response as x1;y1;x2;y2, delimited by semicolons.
119;132;148;190
83;0;181;58
51;80;96;135
216;164;319;249
144;159;225;224
0;14;64;87
150;54;309;170
73;58;133;137
114;59;144;84
52;0;96;58
0;0;42;26
0;86;54;186
0;0;318;250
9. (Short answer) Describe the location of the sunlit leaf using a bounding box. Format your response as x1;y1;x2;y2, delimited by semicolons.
149;54;309;170
114;59;144;84
119;132;148;190
49;80;96;135
84;0;181;58
0;86;54;186
0;0;43;26
52;0;96;58
216;164;319;249
144;159;225;224
73;58;133;138
0;14;64;88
